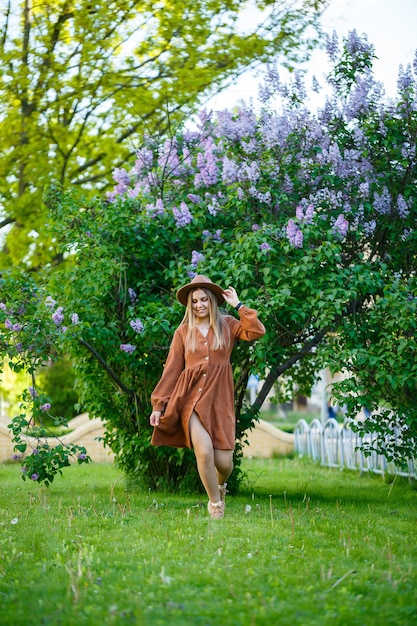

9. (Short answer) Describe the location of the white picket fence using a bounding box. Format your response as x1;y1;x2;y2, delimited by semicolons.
294;418;416;479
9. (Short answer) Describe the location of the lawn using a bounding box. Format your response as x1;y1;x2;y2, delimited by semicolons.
0;457;416;625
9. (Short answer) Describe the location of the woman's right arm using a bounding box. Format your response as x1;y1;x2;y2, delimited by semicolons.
150;328;185;424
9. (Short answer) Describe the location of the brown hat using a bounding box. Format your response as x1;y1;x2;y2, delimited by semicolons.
176;275;225;306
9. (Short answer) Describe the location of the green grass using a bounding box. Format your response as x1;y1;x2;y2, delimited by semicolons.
0;457;416;626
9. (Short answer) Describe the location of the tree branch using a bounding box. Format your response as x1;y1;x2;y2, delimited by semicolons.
0;217;15;230
251;326;330;413
79;337;134;396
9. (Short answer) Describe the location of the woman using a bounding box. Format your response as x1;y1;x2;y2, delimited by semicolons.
149;275;265;518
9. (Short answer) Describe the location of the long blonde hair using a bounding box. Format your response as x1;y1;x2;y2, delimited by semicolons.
181;288;230;353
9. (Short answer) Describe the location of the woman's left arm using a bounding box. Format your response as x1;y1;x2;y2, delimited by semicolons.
223;286;266;341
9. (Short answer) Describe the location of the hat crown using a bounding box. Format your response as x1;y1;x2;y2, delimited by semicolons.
190;274;212;285
176;275;224;306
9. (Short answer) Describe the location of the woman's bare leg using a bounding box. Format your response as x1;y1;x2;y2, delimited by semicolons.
189;412;220;503
213;449;234;486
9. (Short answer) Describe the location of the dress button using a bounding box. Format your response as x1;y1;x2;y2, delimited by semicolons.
205;342;208;346
198;388;202;392
205;356;209;360
203;373;207;377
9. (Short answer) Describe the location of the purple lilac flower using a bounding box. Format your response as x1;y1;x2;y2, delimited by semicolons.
45;296;56;309
173;202;193;227
294;230;304;248
283;174;293;194
397;63;414;92
325;31;339;61
239;161;260;184
120;343;136;354
78;453;87;460
345;30;374;61
15;343;23;353
61;326;67;333
158;138;180;175
28;386;38;398
32;448;39;455
71;313;80;325
11;454;20;460
259;242;272;254
248;187;271;205
286;219;303;248
187;193;202;204
215;108;256;141
207;196;220;216
312;76;321;93
21;467;27;473
128;288;137;304
40;403;51;412
194;138;219;187
106;191;118;203
296;206;304;220
5;319;13;330
258;64;280;102
154;198;165;215
112;167;131;187
0;302;6;310
373;187;391;214
333;214;349;238
130;319;144;334
358;182;369;198
346;78;371;120
305;205;315;223
252;224;260;232
127;184;141;199
133;148;154;175
241;138;258;154
397;194;409;218
222;156;239;184
30;473;40;481
191;250;205;268
52;307;64;326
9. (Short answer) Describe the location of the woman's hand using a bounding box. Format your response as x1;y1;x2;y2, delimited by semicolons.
222;286;240;308
150;410;161;426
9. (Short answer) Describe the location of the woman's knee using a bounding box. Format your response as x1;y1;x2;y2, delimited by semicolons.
194;448;215;471
214;450;234;475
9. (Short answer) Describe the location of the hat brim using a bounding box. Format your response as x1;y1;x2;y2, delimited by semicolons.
176;281;225;306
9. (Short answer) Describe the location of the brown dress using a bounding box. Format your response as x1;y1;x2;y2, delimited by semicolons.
151;306;266;450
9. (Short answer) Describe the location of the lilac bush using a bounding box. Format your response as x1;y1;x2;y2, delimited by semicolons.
96;29;417;468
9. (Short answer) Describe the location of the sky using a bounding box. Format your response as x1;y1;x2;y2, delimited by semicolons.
206;0;417;110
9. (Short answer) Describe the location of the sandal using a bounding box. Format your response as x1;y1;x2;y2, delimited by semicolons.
207;500;225;519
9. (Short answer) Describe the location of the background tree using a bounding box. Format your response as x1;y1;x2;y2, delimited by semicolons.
0;0;327;268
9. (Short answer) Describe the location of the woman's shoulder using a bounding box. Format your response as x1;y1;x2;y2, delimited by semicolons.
222;314;239;327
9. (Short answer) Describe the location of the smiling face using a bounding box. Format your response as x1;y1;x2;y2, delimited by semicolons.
190;288;211;324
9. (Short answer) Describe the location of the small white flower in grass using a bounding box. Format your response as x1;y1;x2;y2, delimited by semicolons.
247;553;253;559
11;518;18;525
159;567;172;585
245;504;252;514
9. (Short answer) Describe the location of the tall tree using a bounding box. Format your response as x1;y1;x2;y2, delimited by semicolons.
0;0;326;267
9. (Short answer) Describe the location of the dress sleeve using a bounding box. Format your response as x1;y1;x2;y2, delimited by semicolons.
227;305;266;341
151;328;185;412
